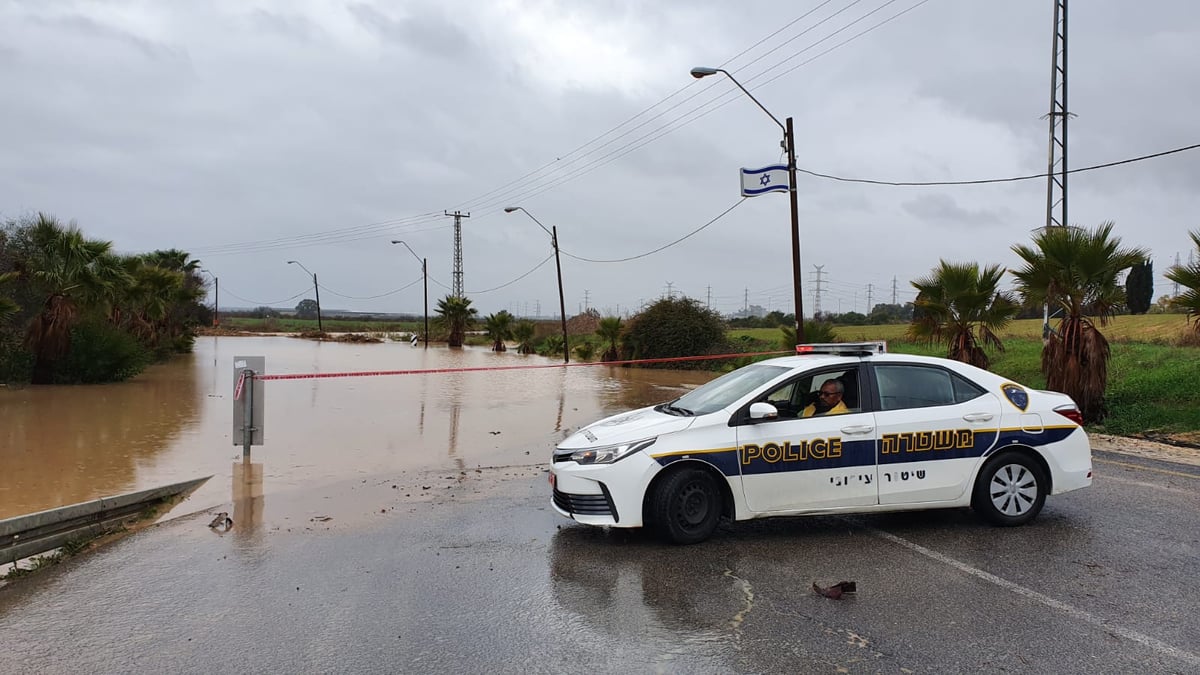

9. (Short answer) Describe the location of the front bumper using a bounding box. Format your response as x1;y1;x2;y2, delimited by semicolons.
549;451;661;528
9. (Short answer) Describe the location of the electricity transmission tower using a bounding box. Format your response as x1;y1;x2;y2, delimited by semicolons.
810;265;825;318
445;210;470;297
1042;0;1070;339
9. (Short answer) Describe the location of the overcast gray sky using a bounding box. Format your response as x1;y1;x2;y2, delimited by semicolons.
2;0;1197;318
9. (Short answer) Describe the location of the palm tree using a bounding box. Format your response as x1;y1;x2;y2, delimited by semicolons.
907;261;1018;369
140;249;205;345
23;215;128;383
513;319;537;354
1166;229;1200;332
538;333;564;357
483;310;514;351
435;295;477;347
1011;222;1148;422
0;271;18;324
596;316;622;361
120;258;186;346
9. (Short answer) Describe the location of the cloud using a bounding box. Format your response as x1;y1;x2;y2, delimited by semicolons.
1;0;1197;317
901;194;1006;228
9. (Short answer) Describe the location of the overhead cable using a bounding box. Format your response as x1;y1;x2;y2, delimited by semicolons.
561;198;747;263
798;142;1200;186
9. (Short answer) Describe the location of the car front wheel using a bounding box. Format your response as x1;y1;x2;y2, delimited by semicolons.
650;467;723;545
972;451;1047;526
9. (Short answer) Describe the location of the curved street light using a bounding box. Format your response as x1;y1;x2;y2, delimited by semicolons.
691;66;805;344
200;268;219;327
286;260;323;332
391;240;428;348
503;206;569;364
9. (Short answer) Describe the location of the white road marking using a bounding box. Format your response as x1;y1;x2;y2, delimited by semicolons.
869;527;1200;668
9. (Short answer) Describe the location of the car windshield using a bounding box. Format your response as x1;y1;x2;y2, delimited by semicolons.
667;364;790;416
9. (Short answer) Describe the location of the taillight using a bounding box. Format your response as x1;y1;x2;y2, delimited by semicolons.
1054;405;1084;426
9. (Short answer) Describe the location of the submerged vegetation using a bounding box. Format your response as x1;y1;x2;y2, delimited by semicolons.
0;213;210;384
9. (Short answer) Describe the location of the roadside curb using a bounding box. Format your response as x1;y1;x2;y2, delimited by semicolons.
1089;433;1200;468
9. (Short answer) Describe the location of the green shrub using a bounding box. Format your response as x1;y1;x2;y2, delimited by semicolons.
538;334;564;356
780;320;838;348
573;341;596;360
171;332;196;354
621;297;729;369
0;329;33;383
54;321;151;383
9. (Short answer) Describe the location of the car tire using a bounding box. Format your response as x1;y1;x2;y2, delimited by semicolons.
972;451;1048;526
650;467;723;545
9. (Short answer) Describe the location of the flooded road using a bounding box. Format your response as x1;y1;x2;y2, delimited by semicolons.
0;451;1197;673
0;336;715;520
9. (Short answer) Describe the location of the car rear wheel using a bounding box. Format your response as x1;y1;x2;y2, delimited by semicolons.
650;467;722;545
972;451;1047;526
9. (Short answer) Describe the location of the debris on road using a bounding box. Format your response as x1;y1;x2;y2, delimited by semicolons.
812;581;857;600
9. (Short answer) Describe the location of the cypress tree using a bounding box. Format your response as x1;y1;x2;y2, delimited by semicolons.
1126;259;1153;315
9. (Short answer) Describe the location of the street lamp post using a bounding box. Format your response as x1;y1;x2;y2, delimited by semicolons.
503;206;569;364
391;240;428;348
690;66;805;345
201;268;219;327
286;260;323;332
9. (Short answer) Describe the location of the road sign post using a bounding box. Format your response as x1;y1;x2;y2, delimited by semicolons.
232;356;265;458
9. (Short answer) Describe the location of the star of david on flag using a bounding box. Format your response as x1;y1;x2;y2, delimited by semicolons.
740;165;789;197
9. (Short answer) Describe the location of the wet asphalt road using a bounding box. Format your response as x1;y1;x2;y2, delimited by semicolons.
1;449;1197;674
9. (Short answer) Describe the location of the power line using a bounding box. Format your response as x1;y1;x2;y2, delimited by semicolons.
797;142;1200;186
561;198;747;263
451;1;867;214
220;287;310;306
316;276;424;301
188;2;931;257
466;253;555;294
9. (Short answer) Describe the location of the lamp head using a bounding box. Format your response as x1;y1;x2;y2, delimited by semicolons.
690;66;719;79
287;260;298;265
503;207;519;213
390;240;401;244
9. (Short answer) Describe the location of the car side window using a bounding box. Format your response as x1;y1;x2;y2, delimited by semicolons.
757;368;860;420
875;365;959;411
951;372;986;403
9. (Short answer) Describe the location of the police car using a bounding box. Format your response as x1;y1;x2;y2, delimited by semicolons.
549;342;1092;544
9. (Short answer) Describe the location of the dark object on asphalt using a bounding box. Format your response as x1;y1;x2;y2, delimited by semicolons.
812;581;857;599
208;512;233;530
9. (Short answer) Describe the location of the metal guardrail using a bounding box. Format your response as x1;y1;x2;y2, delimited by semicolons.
0;476;211;563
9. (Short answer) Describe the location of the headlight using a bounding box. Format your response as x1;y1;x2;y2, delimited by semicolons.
568;438;656;465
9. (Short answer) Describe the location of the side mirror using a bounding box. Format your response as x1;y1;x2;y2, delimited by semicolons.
749;402;778;420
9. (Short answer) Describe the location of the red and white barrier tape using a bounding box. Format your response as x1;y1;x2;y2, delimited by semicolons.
254;350;790;382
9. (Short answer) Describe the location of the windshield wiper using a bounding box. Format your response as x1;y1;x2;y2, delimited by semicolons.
660;403;694;417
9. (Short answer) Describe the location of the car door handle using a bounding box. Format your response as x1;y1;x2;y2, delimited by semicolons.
841;424;874;435
962;413;994;422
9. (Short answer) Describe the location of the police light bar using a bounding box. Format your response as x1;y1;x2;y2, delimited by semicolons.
796;341;887;355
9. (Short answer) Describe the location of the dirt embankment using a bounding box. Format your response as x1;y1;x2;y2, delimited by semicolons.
1090;433;1200;466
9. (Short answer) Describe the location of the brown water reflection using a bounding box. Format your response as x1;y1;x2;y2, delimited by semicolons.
0;336;714;520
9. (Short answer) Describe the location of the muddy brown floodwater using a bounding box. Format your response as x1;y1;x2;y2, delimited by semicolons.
0;336;716;520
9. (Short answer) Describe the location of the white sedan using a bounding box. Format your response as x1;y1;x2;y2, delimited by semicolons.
549;343;1093;544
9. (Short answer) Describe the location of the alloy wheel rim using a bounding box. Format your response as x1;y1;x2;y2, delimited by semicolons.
989;464;1038;516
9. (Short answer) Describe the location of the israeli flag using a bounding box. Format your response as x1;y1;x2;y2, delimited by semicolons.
740;165;789;197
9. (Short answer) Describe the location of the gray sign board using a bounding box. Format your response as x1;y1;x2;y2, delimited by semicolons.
232;356;265;446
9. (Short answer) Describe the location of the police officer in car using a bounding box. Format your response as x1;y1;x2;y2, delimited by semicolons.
802;379;848;417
